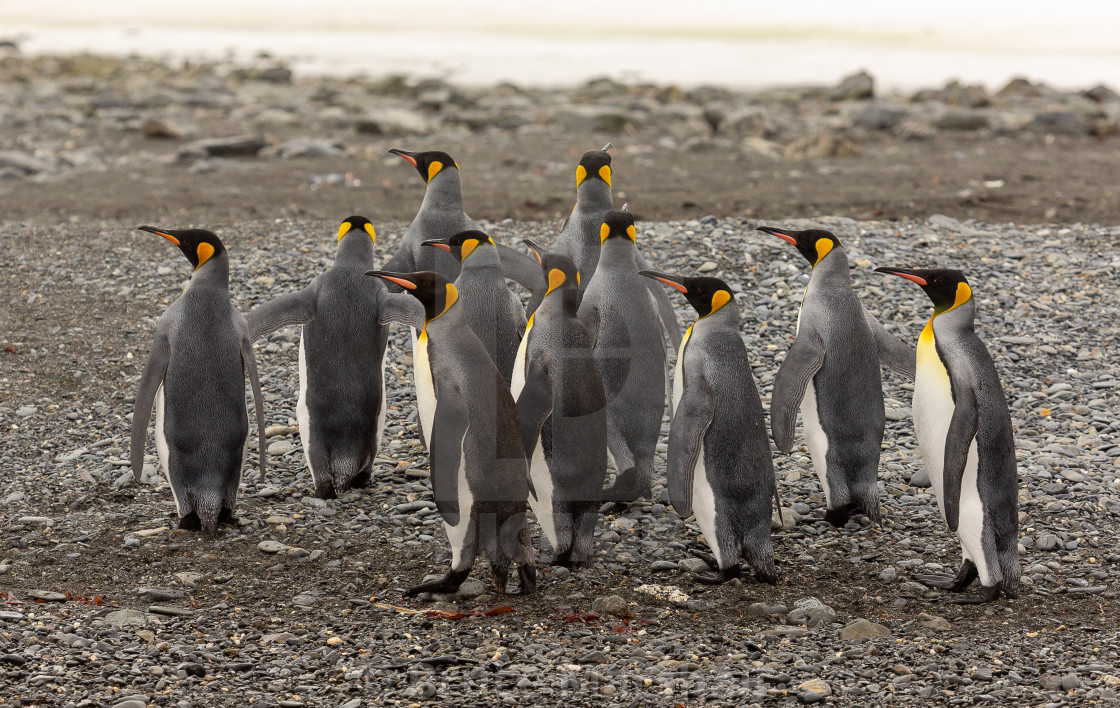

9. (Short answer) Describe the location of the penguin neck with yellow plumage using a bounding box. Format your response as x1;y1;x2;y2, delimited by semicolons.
642;272;738;334
574;149;613;214
139;225;229;291
334;215;377;267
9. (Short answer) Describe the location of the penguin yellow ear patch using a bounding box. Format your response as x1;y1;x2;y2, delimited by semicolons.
337;221;352;242
599;165;612;187
546;268;566;293
440;282;459;317
599;222;610;244
195;242;215;269
576;164;587;187
710;290;731;314
576;271;581;286
363;222;376;242
814;238;834;264
427;161;444;182
953;282;972;309
626;224;636;241
460;239;479;261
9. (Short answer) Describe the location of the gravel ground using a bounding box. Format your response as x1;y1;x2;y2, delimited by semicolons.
2;214;1120;706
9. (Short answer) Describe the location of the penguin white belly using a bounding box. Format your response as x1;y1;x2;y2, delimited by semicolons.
527;441;557;549
799;379;831;505
671;326;692;417
373;340;389;454
509;319;532;400
414;332;437;450
914;329;991;585
691;443;722;568
444;435;474;568
296;329;315;475
154;385;181;514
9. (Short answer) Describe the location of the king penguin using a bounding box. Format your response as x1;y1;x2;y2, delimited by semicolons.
245;216;390;499
383;148;541;288
512;240;607;567
757;226;915;526
130;226;266;534
532;146;682;348
640;270;779;584
422;229;526;384
366;269;536;597
579;210;668;502
875;267;1019;603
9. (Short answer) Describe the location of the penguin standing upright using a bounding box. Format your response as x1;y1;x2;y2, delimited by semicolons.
875;267;1019;603
534;146;681;347
383;148;541;288
512;241;606;567
579;211;668;502
130;226;266;533
245;216;390;499
757;226;915;526
367;270;535;597
422;230;526;384
640;270;779;584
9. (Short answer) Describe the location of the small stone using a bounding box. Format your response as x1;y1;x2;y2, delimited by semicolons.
141;118;184;139
1036;534;1060;551
258;540;288;554
113;699;148;708
267;440;294;456
840;618;891;640
578;650;608;664
918;613;952;631
265;424;298;438
651;560;678;572
0;611;25;621
935;111;989;131
590;595;628;616
26;590;67;602
106;610;149;628
697;261;718;273
18;515;53;526
830;70;874;101
878;567;899;583
148;605;194;617
798;679;832;697
257;486;282;498
679;557;710;574
788;605;837;627
909;469;931;488
15;405;38;417
1061;673;1080;690
798;690;824;704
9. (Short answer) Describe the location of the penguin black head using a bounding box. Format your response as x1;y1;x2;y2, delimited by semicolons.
757;226;842;268
337;215;376;243
640;271;733;318
365;270;459;323
389;148;458;184
524;239;581;294
875;267;973;315
138;225;225;271
576;144;612;189
421;229;492;264
599;210;637;245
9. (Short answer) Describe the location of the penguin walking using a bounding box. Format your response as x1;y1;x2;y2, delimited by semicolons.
757;226;915;526
579;211;668;502
512;241;606;567
130;226;266;534
367;269;535;597
536;145;681;348
422;230;526;384
245;216;389;499
875;267;1019;603
640;270;779;584
383;148;540;288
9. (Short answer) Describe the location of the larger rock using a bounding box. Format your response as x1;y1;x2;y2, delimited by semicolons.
1028;111;1089;135
840;618;891;640
788;605;837;627
555;105;630;133
175;135;265;162
830;71;874;101
355;108;433;136
0;150;48;174
855;104;907;130
106;609;149;628
935;112;989;131
785;133;860;161
590;594;628;616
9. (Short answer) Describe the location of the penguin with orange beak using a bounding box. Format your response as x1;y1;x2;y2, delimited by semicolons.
640;270;779;584
875;267;1019;603
130;226;266;534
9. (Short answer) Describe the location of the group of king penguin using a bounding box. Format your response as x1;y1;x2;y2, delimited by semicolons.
130;144;1020;604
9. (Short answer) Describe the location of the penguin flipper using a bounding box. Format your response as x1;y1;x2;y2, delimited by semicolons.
515;357;554;463
666;376;714;518
862;306;916;380
771;330;825;453
942;374;981;532
636;252;683;349
577;301;601;347
375;289;426;330
131;333;170;481
241;335;268;477
246;281;319;342
496;243;546;293
430;386;469;525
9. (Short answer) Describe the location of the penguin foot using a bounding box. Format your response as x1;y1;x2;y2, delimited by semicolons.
178;512;202;532
403;569;470;598
602;468;649;503
348;469;372;489
693;565;740;585
945;585;1002;605
824;504;852;528
217;507;238;526
517;563;537;595
916;560;979;593
314;480;337;500
688;548;721;573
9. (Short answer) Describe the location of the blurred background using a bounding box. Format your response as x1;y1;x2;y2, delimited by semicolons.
3;0;1120;89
